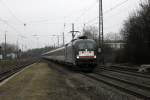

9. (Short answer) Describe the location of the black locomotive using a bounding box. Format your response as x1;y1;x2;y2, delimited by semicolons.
43;36;98;71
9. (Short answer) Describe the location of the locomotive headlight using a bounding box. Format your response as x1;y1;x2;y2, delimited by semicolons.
94;55;97;59
77;55;79;59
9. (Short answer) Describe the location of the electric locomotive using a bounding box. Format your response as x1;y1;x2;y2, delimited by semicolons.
43;36;98;71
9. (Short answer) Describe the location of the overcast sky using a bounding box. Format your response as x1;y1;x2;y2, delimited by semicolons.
0;0;142;50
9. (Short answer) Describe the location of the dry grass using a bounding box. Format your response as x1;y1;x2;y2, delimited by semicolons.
0;62;87;100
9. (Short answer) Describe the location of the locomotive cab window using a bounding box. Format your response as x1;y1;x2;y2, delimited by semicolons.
78;42;95;50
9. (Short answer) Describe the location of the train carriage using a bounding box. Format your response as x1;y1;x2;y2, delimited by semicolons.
43;36;98;71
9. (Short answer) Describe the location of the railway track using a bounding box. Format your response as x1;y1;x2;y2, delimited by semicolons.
98;67;150;79
81;65;150;100
100;69;150;87
43;61;150;99
0;61;37;82
110;65;139;72
104;65;150;75
84;73;150;100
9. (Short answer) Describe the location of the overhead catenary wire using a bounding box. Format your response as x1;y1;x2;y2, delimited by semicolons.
104;0;129;15
0;0;24;24
0;0;129;27
0;0;129;30
85;17;99;24
0;18;20;34
85;0;129;25
74;0;127;26
74;1;98;22
0;17;28;40
0;0;138;49
26;1;97;24
0;0;35;35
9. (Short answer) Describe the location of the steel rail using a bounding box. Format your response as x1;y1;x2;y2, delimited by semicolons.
0;62;37;82
84;73;150;100
97;67;150;79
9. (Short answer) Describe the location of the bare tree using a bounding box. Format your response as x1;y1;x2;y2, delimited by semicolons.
0;43;18;54
120;1;150;64
104;32;122;42
82;26;98;40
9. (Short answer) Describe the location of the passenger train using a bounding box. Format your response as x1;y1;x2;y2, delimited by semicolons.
43;36;98;71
